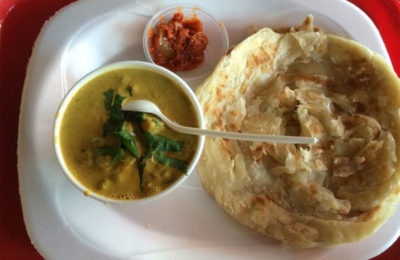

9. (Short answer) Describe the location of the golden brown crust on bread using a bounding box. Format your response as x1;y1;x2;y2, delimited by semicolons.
195;16;400;247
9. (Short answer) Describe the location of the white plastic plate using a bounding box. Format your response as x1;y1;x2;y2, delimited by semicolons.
18;0;399;259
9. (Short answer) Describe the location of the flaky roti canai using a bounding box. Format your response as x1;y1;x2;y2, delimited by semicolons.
195;16;400;247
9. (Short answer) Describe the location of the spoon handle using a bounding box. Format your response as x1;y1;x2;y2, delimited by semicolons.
122;100;317;144
160;114;317;144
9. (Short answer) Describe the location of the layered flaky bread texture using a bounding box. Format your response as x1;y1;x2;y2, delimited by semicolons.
195;16;400;247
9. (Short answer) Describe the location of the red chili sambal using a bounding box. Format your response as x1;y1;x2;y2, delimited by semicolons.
148;11;209;71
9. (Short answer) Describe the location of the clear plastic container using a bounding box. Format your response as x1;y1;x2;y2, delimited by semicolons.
143;5;229;80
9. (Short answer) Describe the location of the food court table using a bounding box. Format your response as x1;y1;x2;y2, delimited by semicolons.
0;0;399;259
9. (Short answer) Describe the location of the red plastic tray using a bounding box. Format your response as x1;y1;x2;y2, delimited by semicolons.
0;0;399;259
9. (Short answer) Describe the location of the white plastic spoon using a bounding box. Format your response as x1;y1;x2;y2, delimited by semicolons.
122;100;318;144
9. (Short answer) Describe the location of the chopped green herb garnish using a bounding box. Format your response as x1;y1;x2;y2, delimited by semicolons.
144;132;184;153
142;132;188;172
154;151;188;173
127;85;133;96
138;158;146;192
97;90;140;160
103;89;114;111
152;119;162;126
102;91;126;136
123;111;146;123
95;142;124;164
118;122;139;158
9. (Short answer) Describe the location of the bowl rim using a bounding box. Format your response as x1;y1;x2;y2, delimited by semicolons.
142;4;229;79
53;60;205;204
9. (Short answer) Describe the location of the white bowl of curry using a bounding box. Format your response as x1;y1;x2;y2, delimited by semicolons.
54;61;205;204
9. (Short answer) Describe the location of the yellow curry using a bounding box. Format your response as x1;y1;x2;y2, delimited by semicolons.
59;68;199;200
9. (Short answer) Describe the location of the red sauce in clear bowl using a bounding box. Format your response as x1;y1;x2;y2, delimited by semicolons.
147;12;209;72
